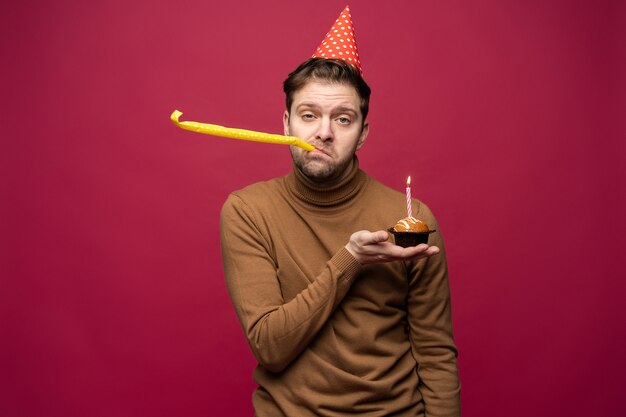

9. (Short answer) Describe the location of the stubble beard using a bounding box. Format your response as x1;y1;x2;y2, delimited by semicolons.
290;147;356;184
290;148;337;182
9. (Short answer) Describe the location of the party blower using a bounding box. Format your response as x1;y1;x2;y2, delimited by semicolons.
170;110;315;151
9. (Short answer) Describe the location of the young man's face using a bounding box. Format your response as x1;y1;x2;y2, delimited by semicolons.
284;80;369;184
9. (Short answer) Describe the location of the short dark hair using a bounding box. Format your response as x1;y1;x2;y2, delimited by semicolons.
283;58;371;121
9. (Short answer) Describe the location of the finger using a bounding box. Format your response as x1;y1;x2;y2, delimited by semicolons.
376;243;423;260
425;246;440;256
389;244;438;261
370;230;390;243
397;244;429;256
354;230;389;246
406;245;440;261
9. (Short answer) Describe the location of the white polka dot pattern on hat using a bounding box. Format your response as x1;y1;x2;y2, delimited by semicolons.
312;5;362;74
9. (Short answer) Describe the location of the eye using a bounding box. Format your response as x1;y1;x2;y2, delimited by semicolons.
337;116;351;125
302;113;315;121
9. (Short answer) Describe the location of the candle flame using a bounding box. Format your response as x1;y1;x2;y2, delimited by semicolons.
407;176;411;186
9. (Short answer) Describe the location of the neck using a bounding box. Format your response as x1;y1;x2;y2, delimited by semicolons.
287;157;366;207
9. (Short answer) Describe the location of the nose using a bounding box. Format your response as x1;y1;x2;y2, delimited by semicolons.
315;118;334;142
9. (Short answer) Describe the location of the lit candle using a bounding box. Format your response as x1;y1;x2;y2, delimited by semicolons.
406;176;412;218
170;110;315;151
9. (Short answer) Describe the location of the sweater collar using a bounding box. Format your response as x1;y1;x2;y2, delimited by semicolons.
286;157;367;207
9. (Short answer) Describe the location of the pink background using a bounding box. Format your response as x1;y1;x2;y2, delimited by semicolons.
2;0;624;416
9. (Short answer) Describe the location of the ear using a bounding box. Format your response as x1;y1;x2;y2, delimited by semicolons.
283;110;290;136
356;121;369;150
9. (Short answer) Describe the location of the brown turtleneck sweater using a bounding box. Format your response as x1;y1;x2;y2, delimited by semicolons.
220;160;460;416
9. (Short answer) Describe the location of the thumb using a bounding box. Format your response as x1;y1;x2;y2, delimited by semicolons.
368;230;390;244
350;230;390;246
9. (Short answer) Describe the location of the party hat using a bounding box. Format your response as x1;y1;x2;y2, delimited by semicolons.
312;5;362;74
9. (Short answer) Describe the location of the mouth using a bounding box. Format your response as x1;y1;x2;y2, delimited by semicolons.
309;147;331;157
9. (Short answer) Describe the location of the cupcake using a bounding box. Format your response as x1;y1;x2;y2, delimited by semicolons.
388;216;435;247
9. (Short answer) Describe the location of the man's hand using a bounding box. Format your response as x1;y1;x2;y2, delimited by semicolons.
345;230;440;265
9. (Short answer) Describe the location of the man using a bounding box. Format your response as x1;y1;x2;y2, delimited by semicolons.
220;6;460;417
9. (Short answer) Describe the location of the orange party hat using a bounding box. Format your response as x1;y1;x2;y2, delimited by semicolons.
312;5;362;74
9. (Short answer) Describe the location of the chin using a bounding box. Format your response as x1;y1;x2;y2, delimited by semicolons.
300;161;336;180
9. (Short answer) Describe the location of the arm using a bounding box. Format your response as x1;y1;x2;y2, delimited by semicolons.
220;194;362;373
406;216;461;417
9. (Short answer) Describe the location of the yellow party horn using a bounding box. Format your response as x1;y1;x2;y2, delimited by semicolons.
170;110;315;151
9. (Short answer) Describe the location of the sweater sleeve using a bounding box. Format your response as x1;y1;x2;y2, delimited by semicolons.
220;193;362;373
406;207;461;417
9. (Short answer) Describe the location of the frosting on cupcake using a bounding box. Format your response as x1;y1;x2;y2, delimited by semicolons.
393;217;429;233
